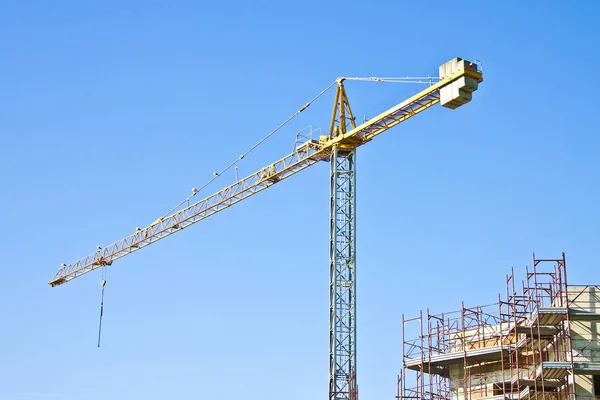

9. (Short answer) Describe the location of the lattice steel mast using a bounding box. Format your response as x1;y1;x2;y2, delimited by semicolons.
328;79;358;400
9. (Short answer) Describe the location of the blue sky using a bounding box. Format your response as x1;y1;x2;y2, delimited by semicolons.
1;1;599;399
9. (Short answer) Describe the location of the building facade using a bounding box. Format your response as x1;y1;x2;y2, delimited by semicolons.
398;254;600;400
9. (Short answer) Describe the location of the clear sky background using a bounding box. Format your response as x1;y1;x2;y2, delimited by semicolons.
1;1;599;399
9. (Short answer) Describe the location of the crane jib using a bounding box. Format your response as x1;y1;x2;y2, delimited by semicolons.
49;58;482;287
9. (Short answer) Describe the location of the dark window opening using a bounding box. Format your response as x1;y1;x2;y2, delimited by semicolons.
593;375;600;397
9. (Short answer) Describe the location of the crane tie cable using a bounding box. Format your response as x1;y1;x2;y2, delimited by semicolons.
344;76;440;85
160;80;338;219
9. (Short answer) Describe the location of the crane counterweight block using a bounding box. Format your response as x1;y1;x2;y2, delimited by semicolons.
438;57;483;109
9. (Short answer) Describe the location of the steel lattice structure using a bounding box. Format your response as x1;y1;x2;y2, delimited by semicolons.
329;148;358;400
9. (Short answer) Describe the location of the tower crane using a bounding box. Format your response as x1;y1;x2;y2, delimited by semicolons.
49;57;483;400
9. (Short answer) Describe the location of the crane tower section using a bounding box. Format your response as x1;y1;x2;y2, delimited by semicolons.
328;81;359;400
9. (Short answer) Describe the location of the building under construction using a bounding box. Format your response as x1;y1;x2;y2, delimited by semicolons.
398;253;600;400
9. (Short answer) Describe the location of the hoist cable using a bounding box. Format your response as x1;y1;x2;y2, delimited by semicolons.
97;267;107;348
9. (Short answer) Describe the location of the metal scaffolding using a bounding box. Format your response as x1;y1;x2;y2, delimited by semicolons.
398;253;599;400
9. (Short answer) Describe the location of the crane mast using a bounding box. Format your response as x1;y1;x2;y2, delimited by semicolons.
49;58;483;400
328;80;359;400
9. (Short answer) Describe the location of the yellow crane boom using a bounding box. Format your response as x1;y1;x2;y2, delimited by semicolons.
49;58;482;287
